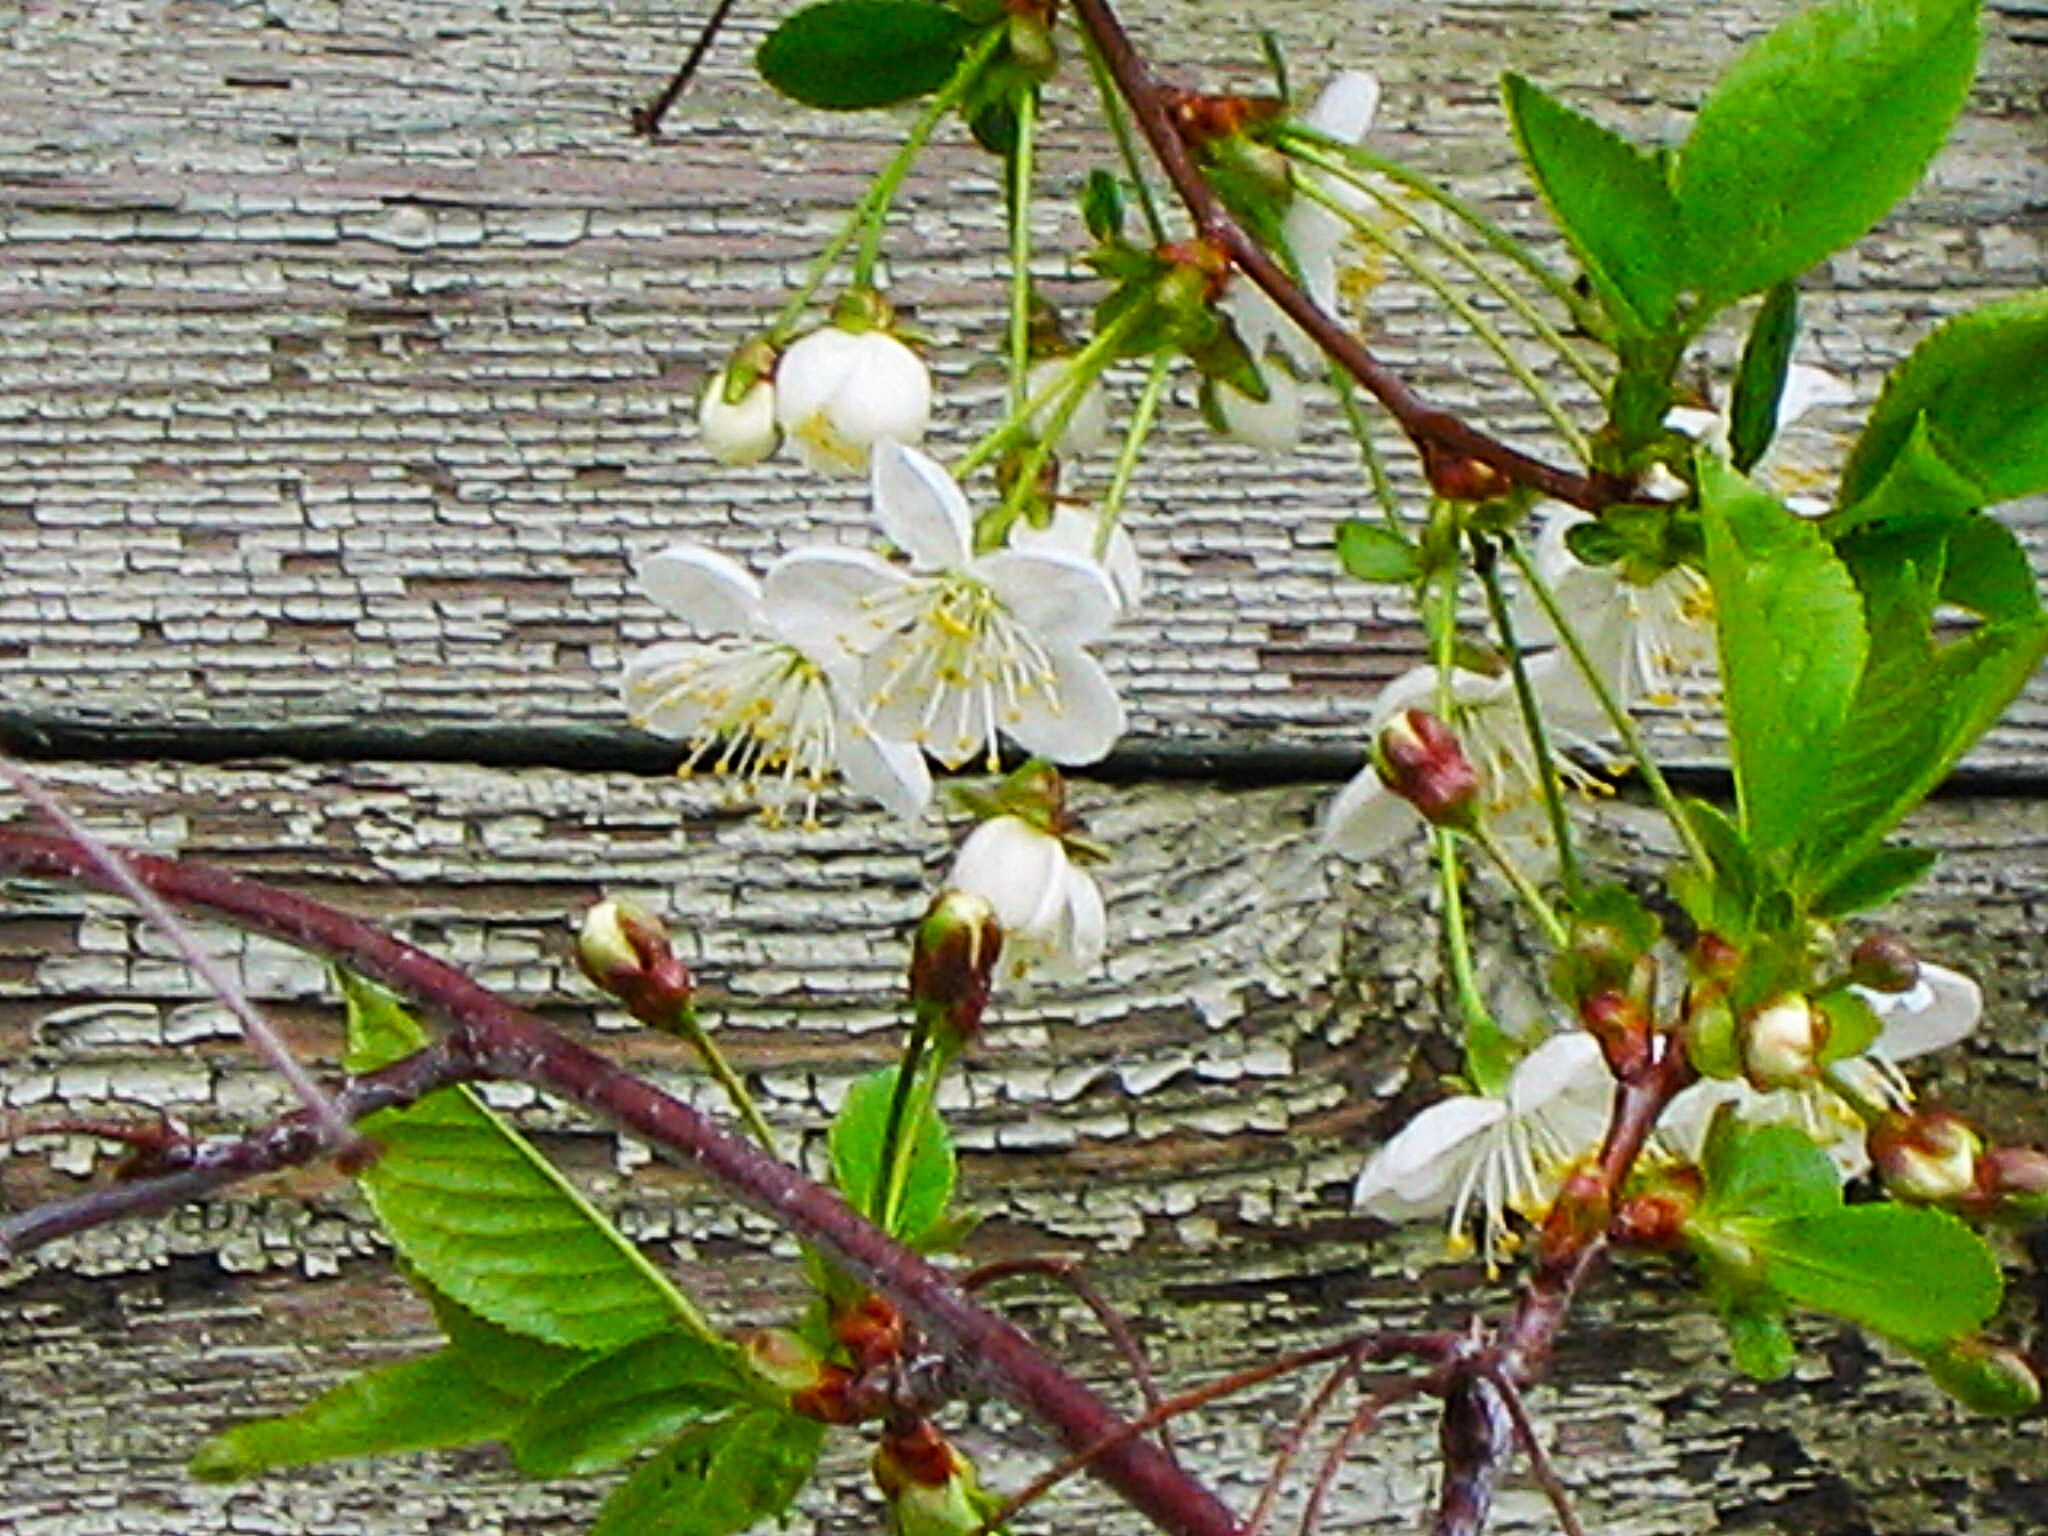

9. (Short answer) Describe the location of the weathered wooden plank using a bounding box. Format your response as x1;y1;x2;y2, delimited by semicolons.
0;761;2042;1533
0;2;2043;758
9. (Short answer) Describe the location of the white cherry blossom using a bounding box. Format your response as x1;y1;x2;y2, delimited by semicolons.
1354;1031;1612;1273
1324;657;1606;870
766;442;1127;771
623;544;930;824
1667;361;1854;515
775;325;932;475
1005;503;1145;613
948;815;1106;982
696;367;779;467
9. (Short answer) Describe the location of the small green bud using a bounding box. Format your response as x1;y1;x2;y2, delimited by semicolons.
1870;1108;1981;1205
1918;1336;2042;1417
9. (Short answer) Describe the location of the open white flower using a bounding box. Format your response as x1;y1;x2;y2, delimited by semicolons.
767;442;1127;771
1517;508;1717;710
1005;503;1144;613
1667;362;1853;515
623;544;930;824
775;325;932;475
1355;1031;1612;1273
1324;657;1605;869
948;815;1106;982
1659;961;1983;1178
1227;70;1381;373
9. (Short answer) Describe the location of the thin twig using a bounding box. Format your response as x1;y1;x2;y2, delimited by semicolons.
1244;1344;1369;1536
966;1255;1179;1462
1431;1370;1514;1536
0;827;1238;1536
0;758;362;1158
1299;1374;1433;1536
632;0;743;137
1480;1363;1586;1536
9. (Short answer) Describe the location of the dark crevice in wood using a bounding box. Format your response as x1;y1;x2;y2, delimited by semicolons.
9;709;2048;800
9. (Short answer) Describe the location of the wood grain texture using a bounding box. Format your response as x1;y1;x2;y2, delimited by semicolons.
1;761;2043;1533
0;1;2042;756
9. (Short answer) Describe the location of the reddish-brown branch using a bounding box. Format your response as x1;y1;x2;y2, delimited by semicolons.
0;828;1237;1536
1066;0;1626;513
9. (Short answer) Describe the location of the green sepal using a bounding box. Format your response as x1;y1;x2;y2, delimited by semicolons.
1334;519;1424;584
1812;988;1884;1064
1081;169;1126;243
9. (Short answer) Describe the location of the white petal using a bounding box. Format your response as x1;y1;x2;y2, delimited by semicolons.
763;547;907;662
830;333;932;447
1664;404;1729;454
1025;357;1112;456
1005;645;1126;765
1322;768;1415;859
834;716;932;821
1506;1031;1611;1115
1354;1095;1505;1217
636;545;764;636
951;817;1067;933
1777;363;1854;427
621;642;714;736
773;327;860;424
697;370;779;466
872;440;972;569
1006;506;1145;613
1306;71;1380;144
1214;364;1304;453
1864;961;1981;1061
1655;1078;1749;1163
979;549;1121;645
1049;864;1108;978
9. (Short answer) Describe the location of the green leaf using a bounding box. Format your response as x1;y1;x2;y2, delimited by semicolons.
1334;520;1424;583
1760;1205;2002;1345
1081;169;1126;244
1723;1297;1798;1382
1699;459;1869;863
756;0;980;112
1813;988;1884;1063
1829;414;1987;543
1728;283;1800;473
1940;513;2042;623
339;971;705;1351
1914;1337;2044;1416
1699;1120;1843;1224
191;1350;526;1482
588;1409;825;1536
1501;72;1684;336
828;1066;955;1244
1675;0;1981;302
1840;289;2048;507
514;1330;757;1479
1810;843;1938;917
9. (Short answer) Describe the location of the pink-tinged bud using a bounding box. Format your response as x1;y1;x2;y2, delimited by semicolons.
1919;1336;2042;1417
832;1293;906;1376
1848;931;1920;993
1610;1168;1703;1251
1374;708;1479;831
1742;993;1826;1089
1692;931;1741;981
576;898;694;1028
1971;1145;2048;1223
873;1420;984;1536
908;891;1003;1055
1682;981;1741;1079
744;1328;826;1396
1870;1108;1982;1205
1580;989;1650;1081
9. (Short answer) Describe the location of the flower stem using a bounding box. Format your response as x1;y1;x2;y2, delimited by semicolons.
1293;176;1591;465
1273;125;1598;336
1469;821;1572;950
872;1019;932;1229
1332;366;1402;529
1505;535;1714;880
955;303;1143;483
770;30;1003;334
1097;350;1173;559
673;999;780;1155
1472;537;1581;903
1082;28;1170;244
1008;88;1039;417
1287;141;1604;395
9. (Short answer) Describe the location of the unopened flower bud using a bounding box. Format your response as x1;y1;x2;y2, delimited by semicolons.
576;898;693;1027
1024;356;1111;455
1848;931;1920;994
1006;9;1057;76
1742;993;1826;1089
744;1328;826;1396
1692;931;1740;981
908;890;1003;1055
775;312;932;475
1973;1145;2048;1223
1918;1335;2042;1418
1681;983;1741;1079
1421;441;1510;502
832;1293;906;1376
1374;708;1479;831
873;1419;985;1536
1870;1108;1981;1204
697;366;779;466
1610;1168;1702;1250
1580;989;1650;1080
